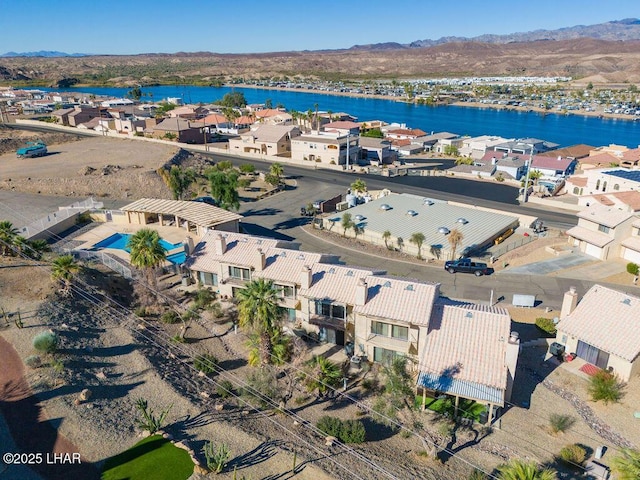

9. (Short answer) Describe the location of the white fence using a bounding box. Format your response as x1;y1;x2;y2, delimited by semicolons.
73;249;133;279
20;197;103;240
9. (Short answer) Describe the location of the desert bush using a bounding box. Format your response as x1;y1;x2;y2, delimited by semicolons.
241;368;278;408
316;416;366;444
468;469;488;480
559;443;587;467
32;331;58;353
216;380;234;398
161;310;180;324
626;262;639;276
25;355;42;368
194;354;218;375
437;420;455;438
135;398;172;434
209;302;224;318
134;306;147;317
589;370;624;404
194;288;216;310
535;317;557;336
170;334;186;343
548;413;575;434
203;441;230;474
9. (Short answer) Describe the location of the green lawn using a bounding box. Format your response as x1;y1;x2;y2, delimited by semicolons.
101;434;194;480
415;395;486;422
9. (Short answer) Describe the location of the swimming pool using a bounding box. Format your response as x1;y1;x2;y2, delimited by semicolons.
93;233;185;264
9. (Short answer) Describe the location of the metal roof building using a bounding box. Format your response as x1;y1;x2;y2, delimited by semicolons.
323;193;518;260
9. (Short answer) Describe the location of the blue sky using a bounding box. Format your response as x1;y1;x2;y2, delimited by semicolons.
2;0;639;55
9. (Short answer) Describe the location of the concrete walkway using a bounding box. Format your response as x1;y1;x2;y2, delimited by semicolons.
501;253;593;275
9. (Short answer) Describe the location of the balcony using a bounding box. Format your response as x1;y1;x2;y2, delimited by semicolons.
309;314;346;331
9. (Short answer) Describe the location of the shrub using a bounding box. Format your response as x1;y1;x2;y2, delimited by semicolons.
161;310;180;324
216;380;234;399
25;355;42;368
135;398;172;434
468;470;488;480
316;416;366;444
589;370;624;404
194;288;216;310
209;302;224;318
548;413;575;434
170;334;186;343
194;354;218;375
535;317;557;336
134;306;147;317
627;262;639;276
32;331;58;353
559;443;587;467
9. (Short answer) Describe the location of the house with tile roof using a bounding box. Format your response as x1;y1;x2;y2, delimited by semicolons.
322;121;360;136
621;217;640;264
151;117;208;144
620;147;640;169
577;190;640;213
565;205;637;260
556;285;640;381
530;155;576;178
539;144;594;161
572;167;640;196
291;132;360;166
479;152;527;180
228;125;301;156
417;301;519;423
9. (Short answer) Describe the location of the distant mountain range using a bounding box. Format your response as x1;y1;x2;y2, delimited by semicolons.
0;51;89;58
350;18;640;50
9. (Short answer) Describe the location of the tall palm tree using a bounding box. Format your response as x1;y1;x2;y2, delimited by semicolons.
269;162;284;180
382;230;391;249
26;239;50;260
497;460;556;480
612;448;640;480
409;232;426;259
448;228;464;260
299;355;342;398
127;228;167;290
0;221;19;256
51;254;81;296
237;278;284;365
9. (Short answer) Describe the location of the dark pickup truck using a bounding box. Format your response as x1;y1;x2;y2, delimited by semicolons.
444;258;489;276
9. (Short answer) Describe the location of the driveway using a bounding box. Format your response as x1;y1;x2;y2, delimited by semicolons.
501;253;594;275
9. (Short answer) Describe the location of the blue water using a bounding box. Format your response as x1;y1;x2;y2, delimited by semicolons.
166;251;186;265
43;85;640;147
94;233;181;254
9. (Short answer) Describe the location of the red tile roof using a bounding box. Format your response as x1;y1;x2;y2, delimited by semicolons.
531;155;574;171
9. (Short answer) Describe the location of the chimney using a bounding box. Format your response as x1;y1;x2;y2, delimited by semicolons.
255;248;266;272
505;331;520;403
560;286;578;319
557;155;562;161
214;233;226;255
300;265;312;290
355;278;368;306
491;156;497;165
183;236;194;255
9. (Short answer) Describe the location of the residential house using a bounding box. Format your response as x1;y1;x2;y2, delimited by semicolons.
620;147;640;169
457;135;509;159
151;117;208;144
530;155;576;178
168;105;207;119
290;131;359;165
413;132;458;152
589;144;629;158
565;205;637;260
492;138;558;156
448;162;496;178
575;152;620;171
569;168;640;196
539;144;594;162
621;217;640;264
68;106;102;127
358;137;395;165
478;152;527;180
556;285;640;382
228;125;301;156
417;301;519;423
432;136;466;155
391;139;424;156
385;128;428;140
323;121;360;136
577;190;640;213
50;107;76;126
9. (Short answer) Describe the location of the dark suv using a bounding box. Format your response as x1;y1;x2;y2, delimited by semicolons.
444;258;489;276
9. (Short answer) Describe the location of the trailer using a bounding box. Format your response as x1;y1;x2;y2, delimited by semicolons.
17;141;47;158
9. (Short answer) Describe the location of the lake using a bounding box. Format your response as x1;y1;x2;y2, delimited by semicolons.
47;85;640;148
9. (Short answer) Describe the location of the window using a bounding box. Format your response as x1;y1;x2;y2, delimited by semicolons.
228;266;250;281
371;321;408;341
315;301;345;320
613;184;620;191
598;224;610;234
199;271;218;286
596;179;601;190
573;187;579;194
602;181;607;192
373;347;403;365
275;284;295;298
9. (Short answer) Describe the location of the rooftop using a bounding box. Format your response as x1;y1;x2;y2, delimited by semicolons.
298;264;383;305
602;170;640;183
576;205;636;228
121;198;242;229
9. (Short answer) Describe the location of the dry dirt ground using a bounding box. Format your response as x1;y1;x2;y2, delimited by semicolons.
0;132;176;200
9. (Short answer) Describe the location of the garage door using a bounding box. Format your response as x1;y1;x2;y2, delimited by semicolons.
584;243;602;259
623;247;640;264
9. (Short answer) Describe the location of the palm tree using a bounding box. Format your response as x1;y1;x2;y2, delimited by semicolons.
396;237;404;252
382;230;391;249
497;460;556;480
409;232;426;260
12;236;28;256
612;448;640;480
51;254;81;296
299;355;342;398
127;228;167;290
448;228;464;260
237;278;284;365
341;213;353;237
269;162;284;181
26;239;50;260
350;178;367;195
0;221;19;256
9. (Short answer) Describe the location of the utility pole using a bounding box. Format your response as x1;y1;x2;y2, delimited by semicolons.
346;133;350;171
523;143;535;203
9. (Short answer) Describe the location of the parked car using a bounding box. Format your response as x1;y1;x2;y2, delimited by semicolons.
444;258;489;276
192;196;217;206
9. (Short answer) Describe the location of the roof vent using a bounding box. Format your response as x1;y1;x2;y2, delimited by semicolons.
380;203;391;211
438;227;450;235
297;253;305;260
280;251;286;257
465;311;473;318
257;239;263;244
621;298;631;305
355;214;365;221
346;270;354;276
423;199;434;206
457;218;468;224
407;210;417;216
383;281;391;288
328;267;336;274
405;284;414;291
